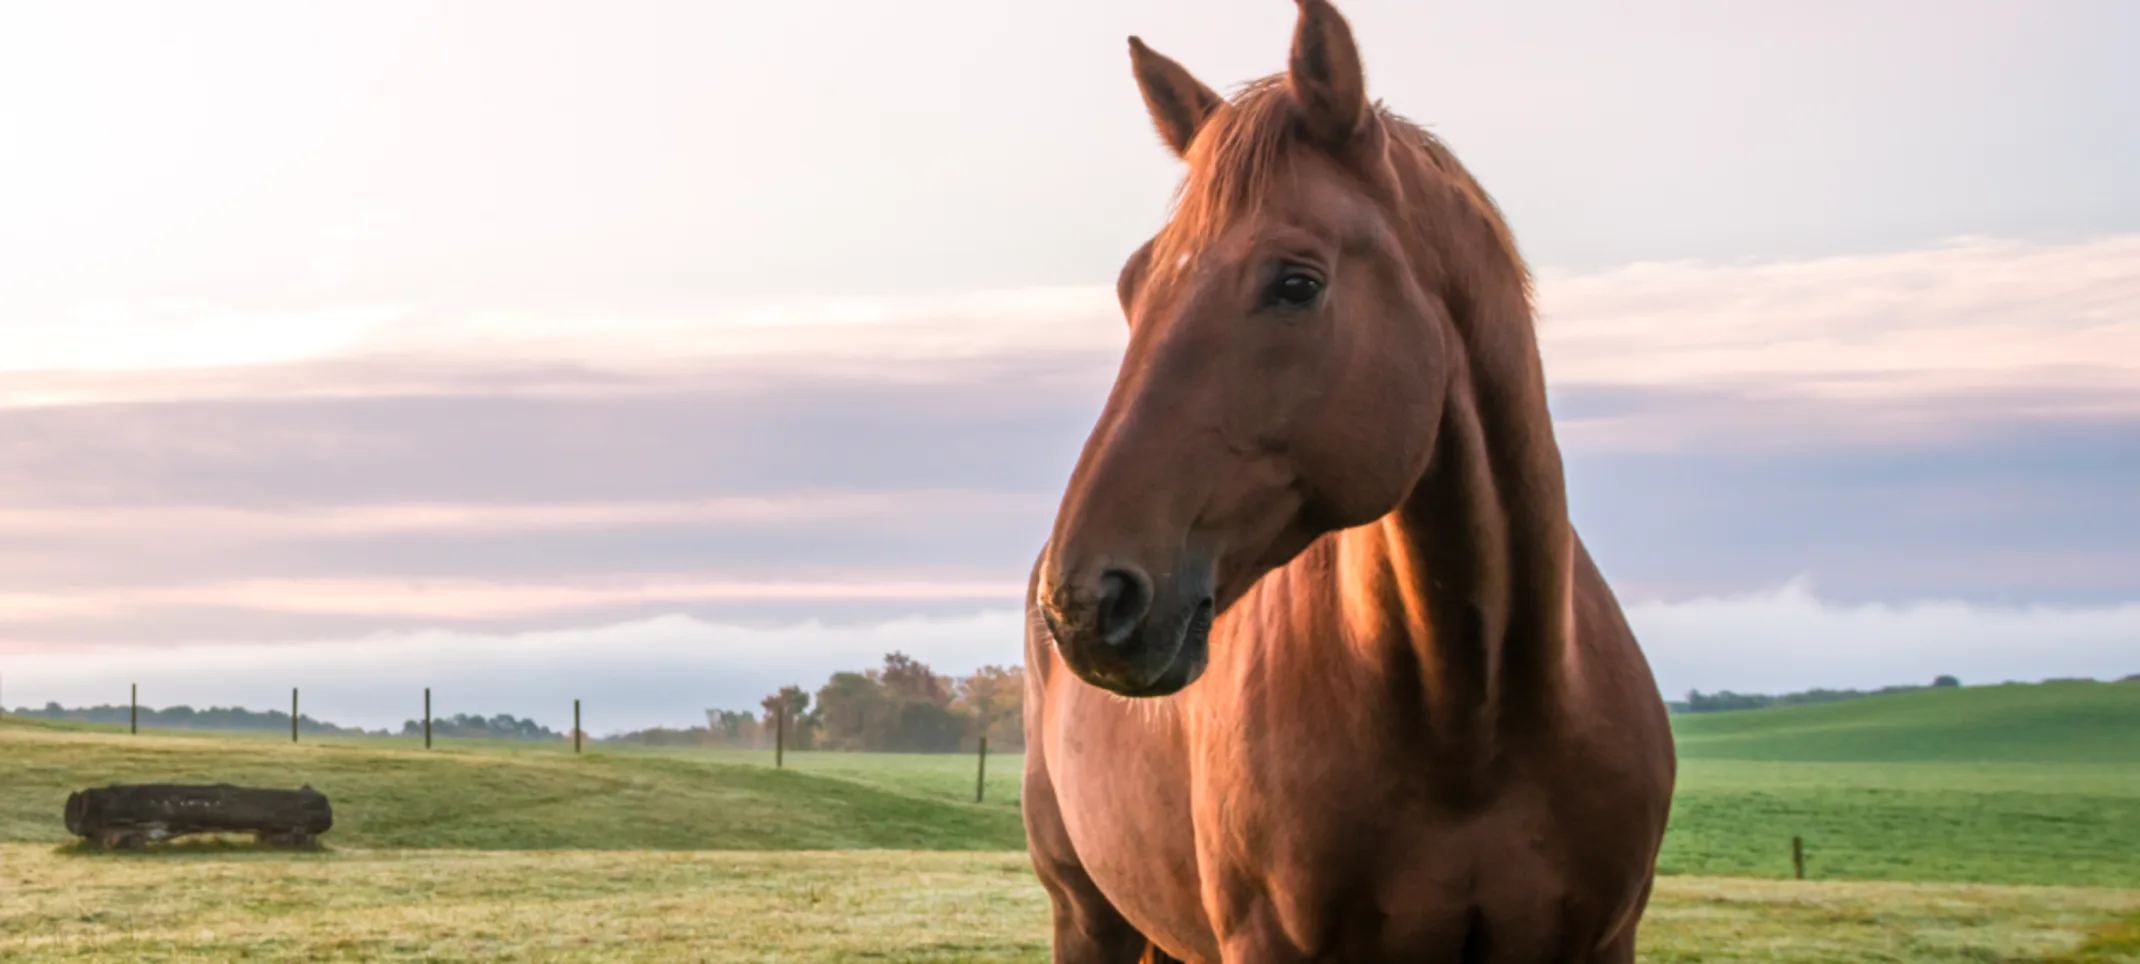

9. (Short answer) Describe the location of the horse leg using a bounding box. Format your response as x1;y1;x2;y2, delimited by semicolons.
1029;830;1160;962
1035;861;1172;959
1582;928;1638;964
1141;943;1186;963
1584;875;1655;964
1026;751;1163;962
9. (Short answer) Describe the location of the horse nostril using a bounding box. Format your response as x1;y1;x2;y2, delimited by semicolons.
1096;567;1152;646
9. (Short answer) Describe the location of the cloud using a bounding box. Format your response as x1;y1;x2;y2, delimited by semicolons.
0;288;1130;408
1540;236;2140;394
0;491;1051;540
1538;235;2140;450
0;574;1026;623
2;582;2130;733
1629;577;2140;698
1570;414;2140;607
0;236;2133;644
10;235;2139;444
0;610;1031;734
10;227;2132;433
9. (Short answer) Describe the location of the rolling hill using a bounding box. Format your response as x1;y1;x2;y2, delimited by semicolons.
0;716;1023;851
1671;678;2140;763
6;679;2136;887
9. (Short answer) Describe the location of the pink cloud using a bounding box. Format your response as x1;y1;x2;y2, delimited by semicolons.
1536;235;2140;409
0;490;1050;540
9;236;2135;442
0;574;1027;625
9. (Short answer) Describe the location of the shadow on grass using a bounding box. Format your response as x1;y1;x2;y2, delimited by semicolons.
52;834;337;859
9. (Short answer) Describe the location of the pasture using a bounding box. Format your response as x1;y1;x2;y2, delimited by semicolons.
5;847;2137;962
2;679;2136;960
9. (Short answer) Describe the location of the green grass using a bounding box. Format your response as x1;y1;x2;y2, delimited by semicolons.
1654;679;2140;888
4;682;2140;960
605;743;1027;811
5;679;2137;889
0;845;2134;962
1660;761;2140;887
1673;679;2140;764
0;718;1022;851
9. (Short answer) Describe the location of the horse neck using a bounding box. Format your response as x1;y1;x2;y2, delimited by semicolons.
1341;153;1574;757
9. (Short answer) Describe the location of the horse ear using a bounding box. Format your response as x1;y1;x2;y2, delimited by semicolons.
1129;37;1224;158
1287;0;1369;145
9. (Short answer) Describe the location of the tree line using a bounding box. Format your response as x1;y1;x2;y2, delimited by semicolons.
7;702;571;741
7;702;380;735
4;652;1018;753
1669;675;1960;714
604;652;1024;753
402;713;563;741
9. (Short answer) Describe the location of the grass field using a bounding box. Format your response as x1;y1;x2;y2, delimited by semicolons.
8;682;2137;886
1671;679;2140;764
2;679;2136;959
1656;680;2140;888
0;718;1023;851
3;846;2136;962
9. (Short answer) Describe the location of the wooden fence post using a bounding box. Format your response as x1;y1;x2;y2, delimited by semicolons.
975;735;989;803
291;688;299;743
1791;835;1805;880
775;706;786;769
130;683;137;735
574;699;582;754
423;687;432;749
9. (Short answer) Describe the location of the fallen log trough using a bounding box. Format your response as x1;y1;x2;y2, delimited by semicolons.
64;783;333;850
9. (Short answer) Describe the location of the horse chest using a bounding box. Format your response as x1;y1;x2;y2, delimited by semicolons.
1190;777;1601;962
1176;704;1640;963
1031;610;1670;963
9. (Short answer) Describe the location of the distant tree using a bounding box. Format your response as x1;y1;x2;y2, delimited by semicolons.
14;701;377;735
704;708;764;747
815;671;895;751
1677;680;1939;714
879;651;953;706
1683;690;1775;713
1932;675;1960;688
890;700;967;753
808;653;970;753
875;653;960;752
761;685;816;750
605;725;708;747
402;712;561;741
955;665;1025;751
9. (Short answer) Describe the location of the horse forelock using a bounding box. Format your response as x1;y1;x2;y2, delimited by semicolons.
1147;76;1532;309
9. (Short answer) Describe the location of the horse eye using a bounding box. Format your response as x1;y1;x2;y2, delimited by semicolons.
1263;271;1324;310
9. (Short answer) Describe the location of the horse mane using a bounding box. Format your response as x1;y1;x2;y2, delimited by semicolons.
1152;75;1533;306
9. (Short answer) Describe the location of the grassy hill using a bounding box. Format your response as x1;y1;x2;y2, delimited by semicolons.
6;679;2136;888
1660;679;2140;888
0;716;1024;851
1672;678;2140;763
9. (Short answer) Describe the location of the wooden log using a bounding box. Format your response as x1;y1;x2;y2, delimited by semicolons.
64;783;332;850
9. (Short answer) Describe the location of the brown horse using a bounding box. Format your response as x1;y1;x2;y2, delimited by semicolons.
1021;2;1676;961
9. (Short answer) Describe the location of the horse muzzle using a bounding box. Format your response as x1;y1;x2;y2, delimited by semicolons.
1042;556;1215;697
